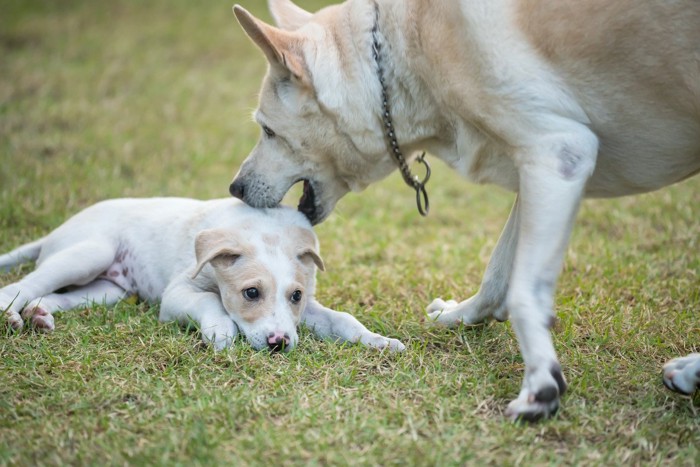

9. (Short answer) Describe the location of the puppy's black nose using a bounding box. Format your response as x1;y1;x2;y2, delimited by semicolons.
267;332;290;352
229;179;245;200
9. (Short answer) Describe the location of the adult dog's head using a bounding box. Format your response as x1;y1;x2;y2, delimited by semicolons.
229;0;402;225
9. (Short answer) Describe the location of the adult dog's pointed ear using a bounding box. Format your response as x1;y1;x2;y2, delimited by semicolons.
268;0;312;31
192;229;246;279
233;5;310;86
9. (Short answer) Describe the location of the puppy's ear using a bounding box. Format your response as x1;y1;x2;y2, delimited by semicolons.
233;5;310;86
268;0;312;31
291;227;325;272
192;229;245;279
298;247;325;272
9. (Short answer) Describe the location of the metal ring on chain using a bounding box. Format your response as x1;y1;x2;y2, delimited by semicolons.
413;152;431;216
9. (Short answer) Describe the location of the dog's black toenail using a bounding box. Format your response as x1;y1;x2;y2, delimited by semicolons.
670;380;691;395
550;363;567;396
535;385;559;403
516;411;544;423
663;377;675;391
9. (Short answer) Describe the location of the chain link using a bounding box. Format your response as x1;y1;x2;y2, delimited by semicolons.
371;5;430;216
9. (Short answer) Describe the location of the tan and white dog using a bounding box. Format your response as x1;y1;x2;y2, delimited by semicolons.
0;197;405;353
228;0;700;419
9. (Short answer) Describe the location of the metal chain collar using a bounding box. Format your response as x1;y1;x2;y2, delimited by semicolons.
371;5;430;216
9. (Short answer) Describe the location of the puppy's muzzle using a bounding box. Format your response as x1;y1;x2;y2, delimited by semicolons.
267;331;291;352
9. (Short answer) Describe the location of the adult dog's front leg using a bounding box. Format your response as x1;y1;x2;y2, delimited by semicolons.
505;129;598;421
303;299;406;352
427;198;519;325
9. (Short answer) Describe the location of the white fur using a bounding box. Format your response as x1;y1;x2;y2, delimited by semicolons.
0;197;405;353
232;0;699;419
663;354;700;396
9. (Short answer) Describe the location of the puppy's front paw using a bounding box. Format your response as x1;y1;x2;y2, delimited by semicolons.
663;353;700;395
360;333;406;352
201;318;238;351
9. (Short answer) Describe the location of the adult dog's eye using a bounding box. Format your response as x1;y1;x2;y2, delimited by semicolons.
262;125;275;138
243;288;260;300
290;290;302;304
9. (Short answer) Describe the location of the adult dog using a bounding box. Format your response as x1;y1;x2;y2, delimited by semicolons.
229;0;700;419
0;197;405;353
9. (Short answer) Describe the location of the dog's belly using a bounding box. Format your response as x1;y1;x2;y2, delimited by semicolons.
99;246;167;302
584;126;700;197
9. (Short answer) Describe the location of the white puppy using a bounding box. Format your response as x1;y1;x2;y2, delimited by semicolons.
0;197;405;353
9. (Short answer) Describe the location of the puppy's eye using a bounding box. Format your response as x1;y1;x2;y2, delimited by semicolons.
243;288;260;300
290;290;302;304
262;125;275;138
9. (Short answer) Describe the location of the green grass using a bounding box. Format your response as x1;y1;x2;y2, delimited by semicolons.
1;1;698;465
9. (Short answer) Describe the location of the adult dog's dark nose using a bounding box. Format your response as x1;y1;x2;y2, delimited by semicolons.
267;332;290;352
229;179;245;200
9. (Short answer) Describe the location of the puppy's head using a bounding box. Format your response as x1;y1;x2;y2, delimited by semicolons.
192;225;324;352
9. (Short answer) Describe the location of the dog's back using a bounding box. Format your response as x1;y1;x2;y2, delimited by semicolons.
514;0;700;194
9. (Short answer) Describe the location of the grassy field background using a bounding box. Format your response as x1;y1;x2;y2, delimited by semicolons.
1;0;698;465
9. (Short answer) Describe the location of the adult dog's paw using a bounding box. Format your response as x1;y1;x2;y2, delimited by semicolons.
505;363;567;422
426;296;508;326
663;353;700;395
505;393;560;423
426;298;460;325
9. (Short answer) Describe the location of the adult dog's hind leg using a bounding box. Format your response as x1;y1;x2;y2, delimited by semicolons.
427;198;519;325
1;241;115;330
21;279;127;332
663;353;700;395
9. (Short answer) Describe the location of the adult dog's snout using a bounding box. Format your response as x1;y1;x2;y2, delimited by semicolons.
267;331;291;352
229;179;245;201
228;174;282;209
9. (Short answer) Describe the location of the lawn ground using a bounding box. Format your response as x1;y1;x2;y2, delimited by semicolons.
1;1;698;465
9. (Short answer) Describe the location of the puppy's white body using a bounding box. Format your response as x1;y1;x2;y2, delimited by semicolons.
229;0;700;418
0;197;404;353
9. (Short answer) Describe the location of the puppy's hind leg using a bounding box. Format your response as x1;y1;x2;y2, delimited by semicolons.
22;279;127;332
1;240;116;330
303;299;406;352
427;198;519;325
